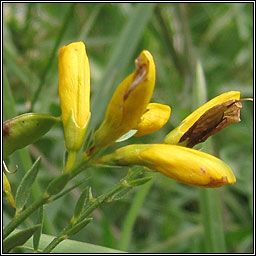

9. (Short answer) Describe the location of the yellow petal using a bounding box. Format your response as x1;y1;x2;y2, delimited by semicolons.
58;41;90;151
93;50;156;150
3;172;16;208
134;103;171;136
139;144;236;187
164;91;241;147
99;144;236;188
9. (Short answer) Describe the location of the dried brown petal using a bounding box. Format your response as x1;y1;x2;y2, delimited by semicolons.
180;99;243;148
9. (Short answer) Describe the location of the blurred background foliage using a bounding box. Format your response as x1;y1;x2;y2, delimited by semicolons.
3;3;253;253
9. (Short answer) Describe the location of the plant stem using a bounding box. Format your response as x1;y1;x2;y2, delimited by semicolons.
119;173;153;251
3;155;92;241
64;151;78;173
3;195;49;239
42;167;143;253
154;5;184;76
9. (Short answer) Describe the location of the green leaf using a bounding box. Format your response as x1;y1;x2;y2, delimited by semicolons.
72;187;89;222
193;59;207;109
46;172;70;196
123;176;153;187
119;172;153;251
51;178;89;203
3;224;41;253
33;206;44;252
15;157;41;214
66;218;93;237
17;230;126;253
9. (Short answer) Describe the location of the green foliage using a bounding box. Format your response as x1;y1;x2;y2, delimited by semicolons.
3;225;41;253
15;157;41;214
3;3;253;254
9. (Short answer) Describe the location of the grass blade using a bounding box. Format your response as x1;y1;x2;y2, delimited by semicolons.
193;58;227;252
119;172;153;251
19;230;126;253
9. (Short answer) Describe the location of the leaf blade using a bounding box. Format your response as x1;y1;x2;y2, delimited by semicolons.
15;157;41;214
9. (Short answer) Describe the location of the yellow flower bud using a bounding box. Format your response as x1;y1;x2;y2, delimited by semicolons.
93;50;156;150
58;41;91;152
164;91;242;147
133;103;171;136
99;144;236;188
3;172;15;208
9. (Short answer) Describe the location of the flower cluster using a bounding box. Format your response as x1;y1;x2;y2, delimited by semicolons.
58;41;249;187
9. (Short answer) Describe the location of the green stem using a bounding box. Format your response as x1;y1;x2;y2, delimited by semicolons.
64;151;78;173
3;67;54;237
154;5;184;76
3;195;49;239
119;173;153;251
199;188;226;252
3;155;93;241
42;168;143;253
79;168;143;221
29;3;76;111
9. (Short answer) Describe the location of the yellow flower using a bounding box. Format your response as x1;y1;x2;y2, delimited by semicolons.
133;103;171;137
92;50;155;151
3;172;15;208
164;91;242;147
58;41;91;152
99;144;236;188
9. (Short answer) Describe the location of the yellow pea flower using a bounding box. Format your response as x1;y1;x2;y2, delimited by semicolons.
92;50;155;152
164;91;243;147
3;172;15;208
58;41;90;151
133;103;171;137
58;41;91;170
99;144;236;188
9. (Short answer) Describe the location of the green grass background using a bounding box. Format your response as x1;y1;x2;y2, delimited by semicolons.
3;3;253;253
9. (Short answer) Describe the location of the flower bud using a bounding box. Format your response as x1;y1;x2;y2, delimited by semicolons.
134;103;171;136
99;144;236;188
58;41;91;152
164;91;243;147
93;50;155;150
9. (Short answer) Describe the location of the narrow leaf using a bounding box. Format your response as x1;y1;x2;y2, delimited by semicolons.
3;224;41;253
46;172;70;196
33;206;44;252
126;176;152;187
51;178;89;202
193;60;207;108
14;229;126;253
15;157;41;214
73;187;89;221
66;218;93;237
